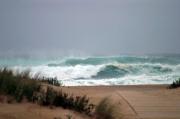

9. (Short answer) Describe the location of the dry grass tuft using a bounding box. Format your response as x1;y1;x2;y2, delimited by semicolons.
169;78;180;89
95;97;122;119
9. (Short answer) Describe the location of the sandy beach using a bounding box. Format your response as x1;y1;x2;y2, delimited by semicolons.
1;0;180;118
1;85;180;119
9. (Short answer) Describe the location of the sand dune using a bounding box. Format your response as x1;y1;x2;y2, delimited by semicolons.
0;85;180;119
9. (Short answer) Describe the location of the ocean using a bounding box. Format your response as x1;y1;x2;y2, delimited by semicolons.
0;55;180;86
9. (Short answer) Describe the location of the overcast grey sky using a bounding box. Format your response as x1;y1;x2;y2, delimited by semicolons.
0;0;180;56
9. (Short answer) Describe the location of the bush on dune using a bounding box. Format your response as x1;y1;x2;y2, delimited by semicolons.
169;78;180;89
15;79;41;102
0;68;40;102
0;68;61;98
0;68;17;95
95;97;122;119
0;68;95;115
38;86;95;115
0;68;124;118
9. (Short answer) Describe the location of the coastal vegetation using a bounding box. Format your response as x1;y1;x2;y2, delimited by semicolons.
0;68;94;115
169;78;180;89
95;97;121;119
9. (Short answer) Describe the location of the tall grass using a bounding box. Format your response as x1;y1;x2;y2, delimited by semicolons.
40;77;62;86
0;68;40;102
95;97;121;119
169;78;180;89
0;68;94;115
35;86;95;115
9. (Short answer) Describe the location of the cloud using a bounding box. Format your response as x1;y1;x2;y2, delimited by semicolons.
0;0;180;56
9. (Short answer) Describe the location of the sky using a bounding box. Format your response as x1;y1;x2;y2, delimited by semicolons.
0;0;180;56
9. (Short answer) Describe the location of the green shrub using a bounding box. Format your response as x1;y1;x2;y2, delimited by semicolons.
95;97;121;119
14;84;24;102
169;78;180;89
0;68;18;95
37;87;95;115
0;68;40;102
44;86;57;105
73;95;94;114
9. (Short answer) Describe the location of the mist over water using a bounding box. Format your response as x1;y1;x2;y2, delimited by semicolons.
1;0;180;86
0;55;180;86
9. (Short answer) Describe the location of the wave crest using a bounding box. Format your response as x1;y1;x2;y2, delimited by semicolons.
4;55;180;86
92;65;128;79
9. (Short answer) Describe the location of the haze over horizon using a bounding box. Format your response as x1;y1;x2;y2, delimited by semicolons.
0;0;180;56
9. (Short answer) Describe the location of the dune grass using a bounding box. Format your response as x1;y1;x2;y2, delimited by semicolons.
95;97;122;119
34;86;94;115
169;78;180;89
0;68;40;102
0;68;94;115
0;68;122;118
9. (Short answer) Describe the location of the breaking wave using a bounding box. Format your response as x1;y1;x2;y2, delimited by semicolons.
1;55;180;86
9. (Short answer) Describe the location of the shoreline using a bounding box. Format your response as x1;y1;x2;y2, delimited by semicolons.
67;84;169;87
61;84;170;88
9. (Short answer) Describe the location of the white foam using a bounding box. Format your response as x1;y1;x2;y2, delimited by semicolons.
9;63;180;86
61;74;176;86
11;65;103;80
